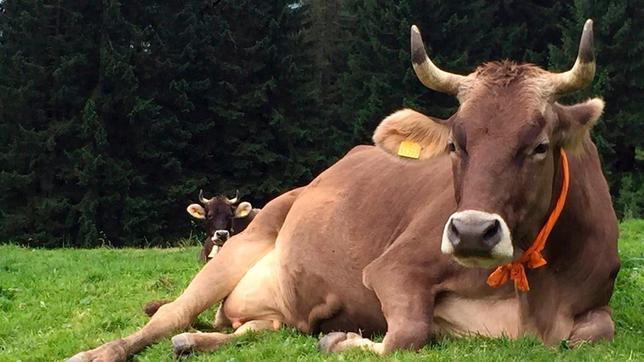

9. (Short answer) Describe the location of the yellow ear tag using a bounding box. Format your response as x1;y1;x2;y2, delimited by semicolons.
397;140;421;159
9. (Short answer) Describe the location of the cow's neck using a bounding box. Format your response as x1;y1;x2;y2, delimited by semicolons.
517;141;618;343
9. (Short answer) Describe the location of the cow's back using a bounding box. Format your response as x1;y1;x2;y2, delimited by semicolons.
274;145;454;334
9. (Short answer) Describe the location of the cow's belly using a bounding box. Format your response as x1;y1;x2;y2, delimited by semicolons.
433;294;520;338
223;248;283;325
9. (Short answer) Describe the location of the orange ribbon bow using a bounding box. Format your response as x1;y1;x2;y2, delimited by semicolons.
486;148;570;292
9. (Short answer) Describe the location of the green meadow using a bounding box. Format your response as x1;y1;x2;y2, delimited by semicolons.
1;220;642;361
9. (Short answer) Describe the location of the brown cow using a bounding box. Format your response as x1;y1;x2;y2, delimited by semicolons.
186;190;259;262
67;20;619;361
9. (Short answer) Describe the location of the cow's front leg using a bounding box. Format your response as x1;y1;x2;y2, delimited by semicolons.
568;306;615;346
172;319;280;355
318;313;431;355
319;332;384;354
319;243;436;354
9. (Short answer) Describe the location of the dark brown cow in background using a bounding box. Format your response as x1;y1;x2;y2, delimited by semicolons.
68;19;620;362
186;189;260;262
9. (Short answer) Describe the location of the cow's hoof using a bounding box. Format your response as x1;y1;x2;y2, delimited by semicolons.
318;332;348;353
172;332;196;356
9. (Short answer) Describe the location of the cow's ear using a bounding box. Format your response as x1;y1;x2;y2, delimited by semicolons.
234;202;252;218
553;98;604;153
186;204;206;219
373;108;450;160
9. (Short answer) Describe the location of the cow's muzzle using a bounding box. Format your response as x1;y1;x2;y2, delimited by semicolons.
441;210;513;267
211;230;230;244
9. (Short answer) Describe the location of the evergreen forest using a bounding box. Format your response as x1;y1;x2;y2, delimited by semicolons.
1;0;642;247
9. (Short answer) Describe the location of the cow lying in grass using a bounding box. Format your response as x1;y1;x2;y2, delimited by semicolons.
143;190;260;319
68;20;620;361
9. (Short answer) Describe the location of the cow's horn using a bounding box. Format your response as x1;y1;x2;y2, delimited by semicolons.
411;25;466;96
227;190;239;204
550;19;596;95
199;189;211;204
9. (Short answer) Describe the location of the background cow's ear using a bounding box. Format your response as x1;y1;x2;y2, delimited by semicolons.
186;204;206;219
553;98;604;153
235;202;252;218
372;108;450;160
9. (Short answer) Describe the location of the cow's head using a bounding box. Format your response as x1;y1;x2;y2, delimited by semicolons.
186;189;253;250
374;20;603;268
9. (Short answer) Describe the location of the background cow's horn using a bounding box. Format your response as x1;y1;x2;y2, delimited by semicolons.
227;190;239;204
198;189;211;204
550;19;596;95
410;25;466;96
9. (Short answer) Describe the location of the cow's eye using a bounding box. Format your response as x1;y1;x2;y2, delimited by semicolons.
533;142;549;155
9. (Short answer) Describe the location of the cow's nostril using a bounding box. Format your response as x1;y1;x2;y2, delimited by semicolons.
447;219;461;247
483;220;500;241
450;221;460;237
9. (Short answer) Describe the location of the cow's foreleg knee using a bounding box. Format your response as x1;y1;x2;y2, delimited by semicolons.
172;319;279;355
568;306;615;347
352;248;435;354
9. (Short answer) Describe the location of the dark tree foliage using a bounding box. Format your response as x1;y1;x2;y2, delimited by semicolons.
0;1;321;246
0;0;641;247
0;1;107;246
300;0;354;156
548;0;644;218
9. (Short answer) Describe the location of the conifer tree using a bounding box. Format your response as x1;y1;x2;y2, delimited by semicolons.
548;0;644;217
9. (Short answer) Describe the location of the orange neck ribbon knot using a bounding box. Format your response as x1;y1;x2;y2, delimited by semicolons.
486;148;570;292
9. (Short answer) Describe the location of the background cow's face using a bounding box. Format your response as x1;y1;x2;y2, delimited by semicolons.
203;198;235;242
374;21;602;268
186;190;253;261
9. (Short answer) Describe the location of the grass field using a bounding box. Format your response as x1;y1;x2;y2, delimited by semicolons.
1;220;643;361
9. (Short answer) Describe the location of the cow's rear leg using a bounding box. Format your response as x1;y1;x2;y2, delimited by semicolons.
66;241;272;362
142;300;229;331
172;320;281;355
568;306;615;347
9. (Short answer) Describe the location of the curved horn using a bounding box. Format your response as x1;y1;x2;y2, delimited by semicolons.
549;19;596;95
198;189;211;204
227;189;239;204
411;25;467;95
